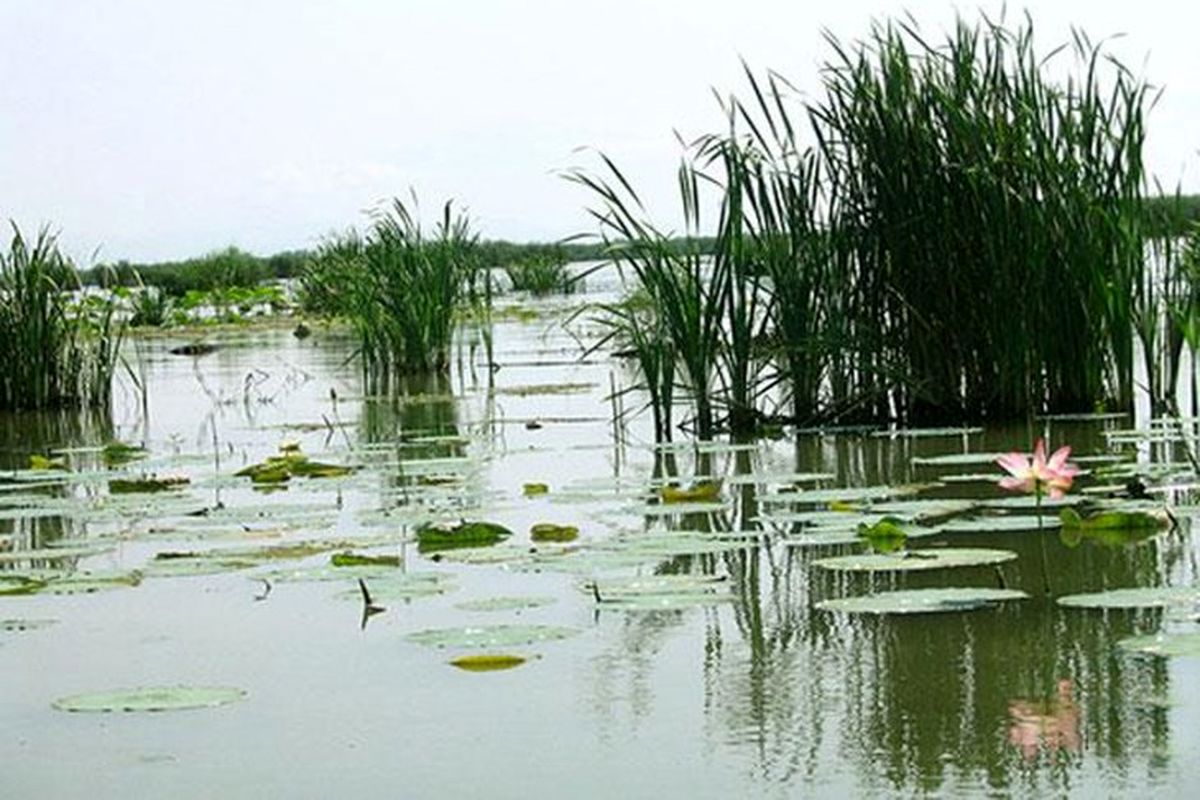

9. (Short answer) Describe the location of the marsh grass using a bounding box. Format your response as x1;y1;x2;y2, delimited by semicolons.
574;13;1156;439
301;198;481;385
504;253;575;295
0;224;123;411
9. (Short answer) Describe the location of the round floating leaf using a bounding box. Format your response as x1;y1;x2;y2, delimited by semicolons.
1118;632;1200;658
530;523;578;543
1057;586;1200;609
912;452;1006;467
813;548;1017;572
405;624;580;648
455;596;556;612
449;654;528;672
941;515;1061;533
817;587;1029;615
631;500;730;518
334;573;456;601
40;571;143;595
53;685;247;713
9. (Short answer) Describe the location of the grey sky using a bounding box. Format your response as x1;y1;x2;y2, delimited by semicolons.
1;0;1196;263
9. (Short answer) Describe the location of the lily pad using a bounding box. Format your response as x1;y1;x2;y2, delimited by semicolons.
52;686;247;713
405;624;580;648
0;575;48;596
0;545;116;564
1057;586;1200;609
416;520;513;552
454;596;557;612
333;573;455;601
817;587;1029;614
941;515;1062;534
813;547;1017;572
449;654;528;672
330;552;402;568
109;475;190;494
522;483;550;497
660;482;722;503
40;571;144;594
530;523;579;543
1118;632;1200;658
911;452;1006;467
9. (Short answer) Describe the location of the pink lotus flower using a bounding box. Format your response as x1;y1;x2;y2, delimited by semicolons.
996;438;1079;499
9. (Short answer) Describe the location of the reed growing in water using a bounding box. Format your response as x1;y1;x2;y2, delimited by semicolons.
575;13;1156;436
0;224;123;411
301;197;482;385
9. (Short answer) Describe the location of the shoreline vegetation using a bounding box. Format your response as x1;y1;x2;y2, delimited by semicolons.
7;13;1200;432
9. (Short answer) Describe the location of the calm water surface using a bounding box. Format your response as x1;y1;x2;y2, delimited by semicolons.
1;284;1198;798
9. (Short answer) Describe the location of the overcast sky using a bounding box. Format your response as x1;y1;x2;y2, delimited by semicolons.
1;0;1196;263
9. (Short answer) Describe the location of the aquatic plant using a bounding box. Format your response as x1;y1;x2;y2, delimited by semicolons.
997;438;1078;594
301;198;482;381
0;223;124;411
504;253;574;295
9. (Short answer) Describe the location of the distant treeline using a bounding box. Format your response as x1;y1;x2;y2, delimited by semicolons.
79;191;1198;295
78;237;718;294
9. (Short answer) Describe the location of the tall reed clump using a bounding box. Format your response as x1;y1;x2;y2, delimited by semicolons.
811;17;1150;422
0;224;124;411
301;198;481;386
569;157;727;438
504;252;575;295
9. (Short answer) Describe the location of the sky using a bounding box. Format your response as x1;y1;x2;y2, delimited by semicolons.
1;0;1197;263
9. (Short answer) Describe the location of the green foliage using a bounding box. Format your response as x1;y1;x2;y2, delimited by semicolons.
504;253;574;295
302;197;483;379
0;223;124;411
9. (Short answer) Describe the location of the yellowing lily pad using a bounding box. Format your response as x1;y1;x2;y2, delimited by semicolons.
449;654;528;672
530;523;579;543
52;686;247;713
817;587;1029;614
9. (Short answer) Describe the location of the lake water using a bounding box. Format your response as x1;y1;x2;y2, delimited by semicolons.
2;280;1199;798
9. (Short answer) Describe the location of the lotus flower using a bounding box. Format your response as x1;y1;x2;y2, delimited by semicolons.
996;438;1078;499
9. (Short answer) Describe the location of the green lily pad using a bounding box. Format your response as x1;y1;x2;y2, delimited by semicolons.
941;515;1061;534
912;452;1006;467
813;547;1017;572
405;624;580;648
1118;632;1200;658
416;520;513;552
1057;586;1200;609
40;571;143;594
52;686;247;713
759;485;925;505
631;501;731;517
725;471;835;486
817;587;1029;614
871;426;984;438
330;552;402;568
109;475;190;494
454;596;557;612
333;573;455;601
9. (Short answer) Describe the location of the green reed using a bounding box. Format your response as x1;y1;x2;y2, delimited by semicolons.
504;253;575;295
0;224;124;411
301;198;480;385
812;16;1149;422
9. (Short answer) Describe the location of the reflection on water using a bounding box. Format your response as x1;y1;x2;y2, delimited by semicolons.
1;301;1197;797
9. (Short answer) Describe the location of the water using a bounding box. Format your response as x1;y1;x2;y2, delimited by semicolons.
2;289;1199;798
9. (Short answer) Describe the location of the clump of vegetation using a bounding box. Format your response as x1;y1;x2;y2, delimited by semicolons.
574;13;1155;434
504;252;575;295
0;224;124;411
301;197;484;380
